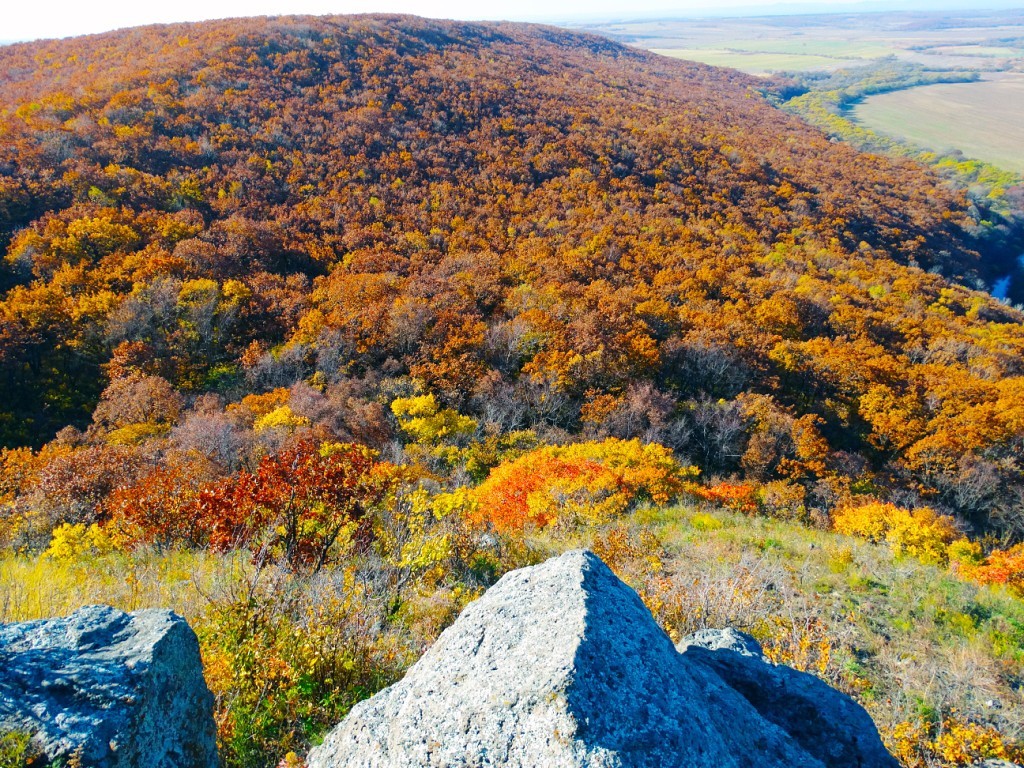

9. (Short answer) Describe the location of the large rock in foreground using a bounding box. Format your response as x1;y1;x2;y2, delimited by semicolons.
308;550;897;767
0;605;218;768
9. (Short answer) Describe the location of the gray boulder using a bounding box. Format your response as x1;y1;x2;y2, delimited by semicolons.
0;605;218;768
676;626;764;657
677;628;897;767
308;549;897;767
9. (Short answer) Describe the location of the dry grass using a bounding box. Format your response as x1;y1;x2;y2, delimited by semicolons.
3;502;1023;764
0;548;249;625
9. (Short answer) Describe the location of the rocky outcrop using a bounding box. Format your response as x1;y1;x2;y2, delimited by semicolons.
678;627;897;767
0;605;218;768
308;550;897;767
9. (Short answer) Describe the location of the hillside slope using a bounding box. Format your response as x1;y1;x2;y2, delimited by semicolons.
3;500;1023;766
0;16;1022;534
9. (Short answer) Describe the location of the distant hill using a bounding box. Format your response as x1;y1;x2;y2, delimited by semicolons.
0;14;1022;537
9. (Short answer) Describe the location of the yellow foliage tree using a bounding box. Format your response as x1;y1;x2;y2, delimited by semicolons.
832;501;959;565
253;405;310;435
390;393;477;445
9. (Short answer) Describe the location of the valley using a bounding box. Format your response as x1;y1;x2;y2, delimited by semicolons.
579;8;1024;179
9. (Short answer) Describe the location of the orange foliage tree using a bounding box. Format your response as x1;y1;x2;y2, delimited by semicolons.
193;440;389;572
470;438;697;532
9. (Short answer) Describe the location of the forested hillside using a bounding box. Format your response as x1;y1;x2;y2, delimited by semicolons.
3;15;1024;766
0;14;1022;540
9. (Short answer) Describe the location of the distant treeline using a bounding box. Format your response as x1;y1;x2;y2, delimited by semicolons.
772;59;1024;295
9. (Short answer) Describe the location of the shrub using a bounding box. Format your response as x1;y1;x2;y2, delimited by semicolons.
470;438;696;532
955;542;1024;597
43;522;114;561
194;440;389;573
31;445;146;528
756;480;806;520
590;523;664;582
832;501;959;565
104;463;209;550
0;729;40;768
200;567;403;767
699;482;758;514
888;717;1024;768
691;513;724;532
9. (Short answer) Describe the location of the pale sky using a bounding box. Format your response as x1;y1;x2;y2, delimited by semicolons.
2;0;1014;42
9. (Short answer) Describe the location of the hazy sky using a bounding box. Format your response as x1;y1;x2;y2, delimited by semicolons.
4;0;1015;42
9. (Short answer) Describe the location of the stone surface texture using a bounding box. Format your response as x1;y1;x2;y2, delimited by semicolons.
308;549;898;768
0;604;218;768
678;627;898;768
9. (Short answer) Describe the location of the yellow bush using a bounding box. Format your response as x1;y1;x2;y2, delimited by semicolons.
832;501;958;565
887;717;1024;768
253;405;310;435
43;523;114;561
690;513;724;532
932;718;1024;765
759;614;833;677
390;393;477;445
947;538;984;567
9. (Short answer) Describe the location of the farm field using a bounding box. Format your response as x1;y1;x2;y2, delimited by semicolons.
850;73;1024;174
649;48;859;73
579;9;1024;75
580;8;1024;177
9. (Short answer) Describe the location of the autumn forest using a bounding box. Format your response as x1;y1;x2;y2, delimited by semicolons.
2;13;1024;766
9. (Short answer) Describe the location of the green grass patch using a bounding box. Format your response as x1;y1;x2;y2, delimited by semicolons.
650;49;860;73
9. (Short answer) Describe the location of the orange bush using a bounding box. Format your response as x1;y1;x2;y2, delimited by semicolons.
698;482;759;514
470;438;695;532
104;463;208;550
955;542;1024;597
193;440;388;572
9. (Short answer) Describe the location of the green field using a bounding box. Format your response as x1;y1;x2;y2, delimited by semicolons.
651;48;860;74
928;45;1023;57
715;38;898;58
582;10;1024;76
851;74;1024;174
